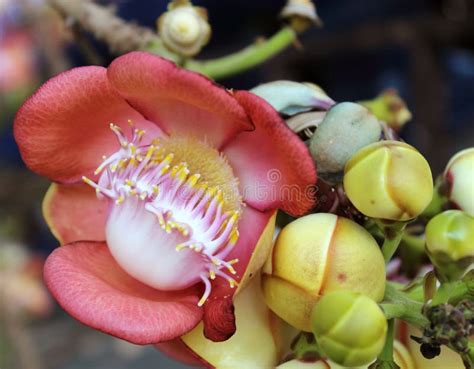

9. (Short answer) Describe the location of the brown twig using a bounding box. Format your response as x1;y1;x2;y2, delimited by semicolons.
47;0;179;61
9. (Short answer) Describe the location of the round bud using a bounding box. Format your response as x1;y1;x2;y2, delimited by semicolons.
157;0;211;57
443;148;474;216
311;291;387;367
344;141;433;221
425;210;474;281
309;102;382;182
262;213;385;331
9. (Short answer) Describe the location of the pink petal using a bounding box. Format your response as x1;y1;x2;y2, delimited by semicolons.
203;206;276;341
14;66;162;184
43;183;107;245
107;52;253;149
223;91;317;216
44;241;203;344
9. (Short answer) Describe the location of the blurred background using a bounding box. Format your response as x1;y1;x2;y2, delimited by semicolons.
0;0;473;368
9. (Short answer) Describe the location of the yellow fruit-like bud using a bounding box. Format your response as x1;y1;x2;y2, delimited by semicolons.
311;291;387;367
262;213;385;331
444;148;474;216
344;141;433;221
425;210;474;282
157;0;211;57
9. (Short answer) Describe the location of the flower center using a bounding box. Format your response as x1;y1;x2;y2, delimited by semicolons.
83;122;242;306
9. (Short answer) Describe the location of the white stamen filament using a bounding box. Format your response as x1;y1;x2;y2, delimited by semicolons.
83;122;240;306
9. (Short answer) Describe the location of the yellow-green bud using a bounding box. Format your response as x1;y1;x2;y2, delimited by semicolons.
360;89;412;132
309;102;382;182
157;0;211;57
425;210;474;281
444;148;474;216
250;80;335;116
311;291;388;367
262;213;385;331
344;141;433;221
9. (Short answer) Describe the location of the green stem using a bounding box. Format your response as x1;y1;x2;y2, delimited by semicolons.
185;27;297;79
382;282;429;328
431;280;470;306
379;319;395;362
382;226;406;263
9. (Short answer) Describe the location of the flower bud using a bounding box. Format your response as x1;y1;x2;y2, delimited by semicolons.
360;89;412;132
425;210;474;282
311;291;387;367
262;213;385;331
250;80;335;116
157;0;211;57
344;141;433;221
280;0;322;33
309;102;382;182
443;148;474;216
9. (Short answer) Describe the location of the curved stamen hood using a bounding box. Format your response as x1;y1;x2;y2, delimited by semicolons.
84;122;241;306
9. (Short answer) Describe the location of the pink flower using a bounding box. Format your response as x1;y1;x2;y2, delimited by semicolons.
14;52;316;345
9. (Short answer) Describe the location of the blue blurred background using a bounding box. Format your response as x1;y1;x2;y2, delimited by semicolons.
0;0;473;368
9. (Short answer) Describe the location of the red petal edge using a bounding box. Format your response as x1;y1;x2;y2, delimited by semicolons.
14;66;161;183
44;241;203;344
107;52;253;149
223;90;317;216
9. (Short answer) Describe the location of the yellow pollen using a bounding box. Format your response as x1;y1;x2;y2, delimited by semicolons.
209;270;216;280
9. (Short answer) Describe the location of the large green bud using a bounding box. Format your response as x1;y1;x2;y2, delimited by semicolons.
425;210;474;282
311;291;388;367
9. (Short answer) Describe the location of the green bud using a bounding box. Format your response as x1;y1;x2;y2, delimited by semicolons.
443;148;474;216
309;102;381;182
311;291;388;367
425;210;474;282
250;80;335;116
344;141;433;221
360;89;412;132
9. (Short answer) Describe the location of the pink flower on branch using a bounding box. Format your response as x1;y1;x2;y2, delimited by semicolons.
14;51;316;345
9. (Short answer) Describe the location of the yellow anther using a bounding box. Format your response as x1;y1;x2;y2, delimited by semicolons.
127;119;134;126
175;243;187;251
125;179;134;187
160;165;170;175
229;228;239;245
229;279;237;288
115;195;125;205
82;176;95;186
229;258;239;265
209;270;216;280
187;173;201;187
198;295;207;307
152;185;159;195
129;144;137;155
110;164;118;172
211;258;221;266
135;128;145;138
